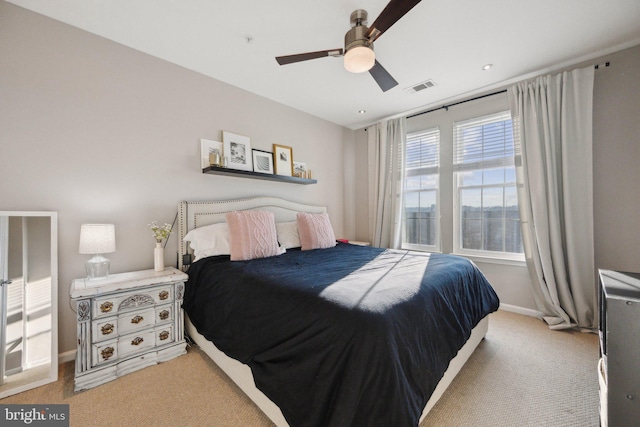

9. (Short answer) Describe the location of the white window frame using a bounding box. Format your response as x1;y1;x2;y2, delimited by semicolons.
401;127;440;252
452;111;524;262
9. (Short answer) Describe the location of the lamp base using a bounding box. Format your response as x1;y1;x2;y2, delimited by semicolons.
86;254;110;280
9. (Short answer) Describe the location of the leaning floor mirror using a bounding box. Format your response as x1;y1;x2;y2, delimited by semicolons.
0;211;58;399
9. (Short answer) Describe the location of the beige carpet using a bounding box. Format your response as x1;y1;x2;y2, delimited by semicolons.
1;310;599;427
421;310;599;427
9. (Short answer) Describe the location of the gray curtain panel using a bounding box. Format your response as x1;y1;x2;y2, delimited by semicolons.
508;66;596;330
368;117;406;249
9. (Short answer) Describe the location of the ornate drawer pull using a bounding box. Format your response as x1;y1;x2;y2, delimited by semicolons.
101;323;114;335
131;315;144;324
159;331;170;341
101;347;114;360
131;337;144;346
159;310;170;321
159;290;170;300
100;302;113;313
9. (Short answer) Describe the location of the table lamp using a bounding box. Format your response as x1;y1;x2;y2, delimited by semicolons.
79;224;116;280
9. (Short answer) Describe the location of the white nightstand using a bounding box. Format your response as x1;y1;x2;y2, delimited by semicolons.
70;267;188;392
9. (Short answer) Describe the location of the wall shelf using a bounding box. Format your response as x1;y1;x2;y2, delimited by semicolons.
203;166;317;185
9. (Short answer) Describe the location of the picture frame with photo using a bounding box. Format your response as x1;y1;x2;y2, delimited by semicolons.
200;139;223;169
293;161;307;178
223;131;252;171
252;149;274;174
273;144;293;176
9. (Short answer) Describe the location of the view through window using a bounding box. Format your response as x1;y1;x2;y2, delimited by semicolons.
403;128;439;251
453;111;523;256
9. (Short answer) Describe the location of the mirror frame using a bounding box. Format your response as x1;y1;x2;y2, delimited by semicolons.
0;211;58;399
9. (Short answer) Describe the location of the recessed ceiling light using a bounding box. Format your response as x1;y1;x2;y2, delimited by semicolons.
482;64;493;71
358;110;366;114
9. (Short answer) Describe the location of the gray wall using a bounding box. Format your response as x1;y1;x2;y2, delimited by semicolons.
0;2;352;356
592;45;640;273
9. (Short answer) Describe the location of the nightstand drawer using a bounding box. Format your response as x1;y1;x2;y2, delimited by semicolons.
92;340;118;366
156;325;174;344
92;318;118;342
118;307;155;335
118;329;156;358
156;305;173;323
92;285;174;319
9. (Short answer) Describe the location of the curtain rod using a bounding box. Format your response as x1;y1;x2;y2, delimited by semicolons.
406;90;507;119
407;61;610;120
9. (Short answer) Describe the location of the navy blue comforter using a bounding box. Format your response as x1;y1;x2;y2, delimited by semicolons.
183;243;499;427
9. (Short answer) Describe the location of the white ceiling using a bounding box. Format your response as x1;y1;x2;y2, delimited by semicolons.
8;0;640;129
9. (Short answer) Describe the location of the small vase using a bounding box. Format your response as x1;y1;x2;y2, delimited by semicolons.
154;242;164;272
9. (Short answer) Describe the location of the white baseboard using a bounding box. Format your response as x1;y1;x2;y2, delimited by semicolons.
59;350;76;364
499;303;543;318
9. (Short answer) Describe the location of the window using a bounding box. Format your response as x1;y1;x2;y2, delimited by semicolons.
402;128;439;251
453;111;523;258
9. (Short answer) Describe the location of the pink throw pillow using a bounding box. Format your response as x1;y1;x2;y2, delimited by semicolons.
226;210;281;261
297;212;336;251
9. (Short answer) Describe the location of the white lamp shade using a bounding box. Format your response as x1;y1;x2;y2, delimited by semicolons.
344;46;375;73
79;224;116;254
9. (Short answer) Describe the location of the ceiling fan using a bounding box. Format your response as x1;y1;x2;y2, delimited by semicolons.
275;0;422;92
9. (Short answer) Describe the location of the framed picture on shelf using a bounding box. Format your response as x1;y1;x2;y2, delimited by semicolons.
223;131;252;171
200;139;223;169
273;144;293;176
293;161;308;178
252;149;274;174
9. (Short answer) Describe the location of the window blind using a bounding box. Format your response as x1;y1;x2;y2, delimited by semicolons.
453;111;514;171
405;128;439;176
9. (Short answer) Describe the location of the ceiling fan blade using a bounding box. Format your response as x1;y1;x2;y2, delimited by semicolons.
276;49;343;65
366;0;422;42
369;60;398;92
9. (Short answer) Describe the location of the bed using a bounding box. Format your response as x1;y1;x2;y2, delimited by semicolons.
177;197;499;427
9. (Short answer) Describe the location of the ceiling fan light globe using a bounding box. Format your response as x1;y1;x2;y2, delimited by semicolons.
344;46;375;73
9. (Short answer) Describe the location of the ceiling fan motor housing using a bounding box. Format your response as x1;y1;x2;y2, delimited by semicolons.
344;25;373;53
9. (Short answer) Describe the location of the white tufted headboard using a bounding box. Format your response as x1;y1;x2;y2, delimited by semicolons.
177;197;327;270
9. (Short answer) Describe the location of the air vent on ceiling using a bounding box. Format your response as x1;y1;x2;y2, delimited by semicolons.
404;79;436;94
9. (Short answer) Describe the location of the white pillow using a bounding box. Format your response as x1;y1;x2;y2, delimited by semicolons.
276;221;301;249
183;223;231;261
